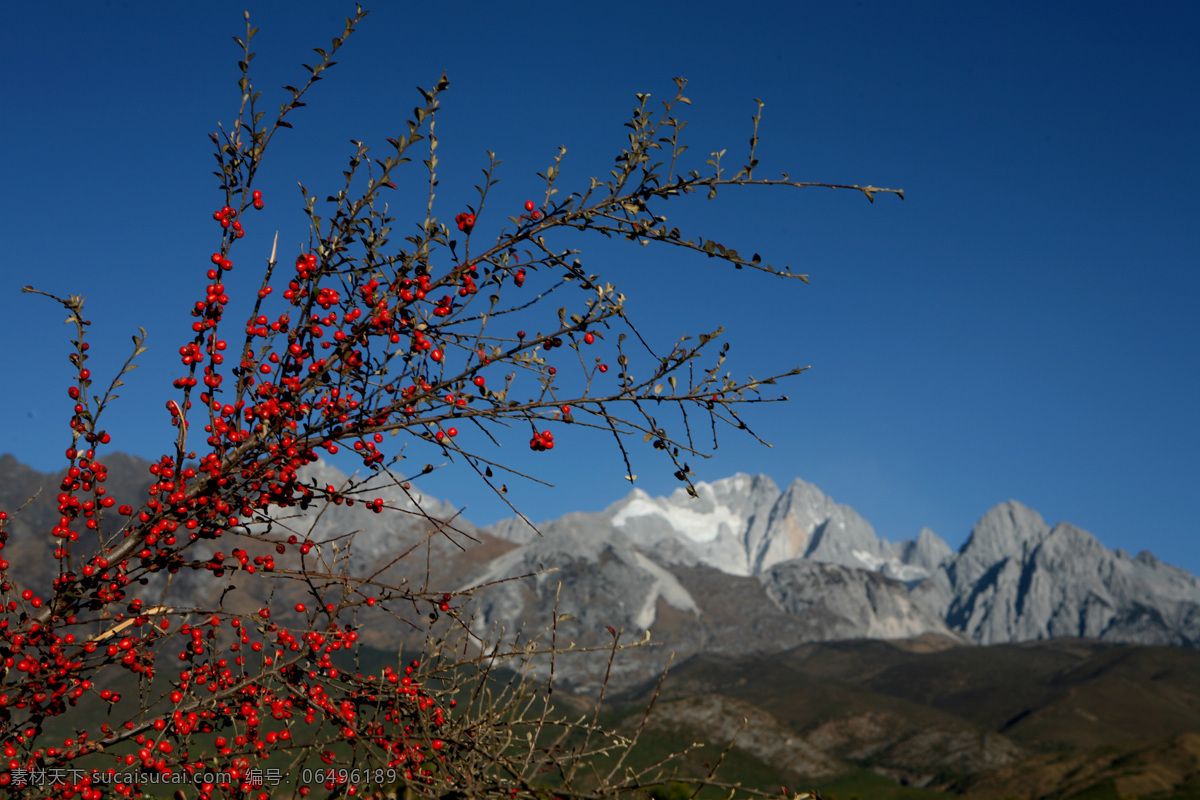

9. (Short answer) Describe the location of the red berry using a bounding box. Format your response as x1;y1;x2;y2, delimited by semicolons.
516;330;525;339
598;364;608;373
295;603;306;613
252;190;262;200
584;332;595;344
531;210;542;221
524;200;535;212
430;349;443;362
473;376;485;386
447;427;458;437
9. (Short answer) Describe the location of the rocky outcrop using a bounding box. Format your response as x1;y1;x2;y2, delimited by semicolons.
762;560;959;642
633;693;1024;787
632;694;847;781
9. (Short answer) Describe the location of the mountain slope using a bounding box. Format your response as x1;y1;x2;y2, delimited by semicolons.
610;639;1200;797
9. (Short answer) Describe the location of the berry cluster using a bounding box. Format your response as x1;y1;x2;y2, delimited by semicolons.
529;429;555;451
522;199;542;221
454;212;475;233
293;252;319;280
212;206;245;238
457;265;479;297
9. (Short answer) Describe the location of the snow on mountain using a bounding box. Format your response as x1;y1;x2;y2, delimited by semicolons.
494;472;944;583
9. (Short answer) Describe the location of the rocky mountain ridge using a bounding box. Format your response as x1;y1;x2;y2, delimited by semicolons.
474;472;1200;687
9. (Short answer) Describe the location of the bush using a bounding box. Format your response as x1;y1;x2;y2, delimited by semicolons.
2;6;899;799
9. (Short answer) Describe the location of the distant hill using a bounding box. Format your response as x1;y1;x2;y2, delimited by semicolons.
606;638;1200;799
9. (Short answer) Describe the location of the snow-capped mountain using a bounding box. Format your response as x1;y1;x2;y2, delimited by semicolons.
7;451;1194;693
496;473;944;582
160;459;1200;689
474;473;1200;687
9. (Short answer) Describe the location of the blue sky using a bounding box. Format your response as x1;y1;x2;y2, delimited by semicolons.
3;2;1198;573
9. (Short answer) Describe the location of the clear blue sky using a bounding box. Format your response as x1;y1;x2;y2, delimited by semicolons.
3;3;1197;573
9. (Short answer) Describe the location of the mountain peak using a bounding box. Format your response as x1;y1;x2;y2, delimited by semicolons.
960;500;1048;558
896;527;953;572
603;473;782;575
